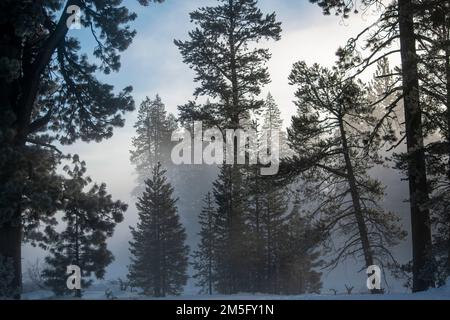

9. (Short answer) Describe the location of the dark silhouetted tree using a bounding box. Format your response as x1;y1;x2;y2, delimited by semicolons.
192;192;216;295
42;156;126;297
128;163;189;297
0;0;164;297
130;95;178;195
175;0;282;294
278;195;323;295
308;0;433;292
286;61;406;292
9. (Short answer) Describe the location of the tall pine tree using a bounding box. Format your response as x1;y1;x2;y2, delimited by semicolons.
0;0;164;297
278;195;323;295
309;0;433;291
130;95;178;195
287;61;406;291
175;0;281;294
192;192;216;295
128;163;189;297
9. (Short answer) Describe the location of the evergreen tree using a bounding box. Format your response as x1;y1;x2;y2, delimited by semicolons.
287;61;406;291
212;165;250;294
175;0;282;294
175;0;282;130
128;163;189;297
192;192;216;295
42;156;126;297
246;96;290;293
262;93;283;132
413;0;450;285
278;195;323;295
130;95;178;195
0;0;164;297
245;163;265;293
309;0;433;292
260;179;289;293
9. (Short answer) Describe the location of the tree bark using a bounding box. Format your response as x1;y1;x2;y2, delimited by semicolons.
0;218;22;299
338;117;386;294
0;13;23;300
398;0;433;292
338;117;374;269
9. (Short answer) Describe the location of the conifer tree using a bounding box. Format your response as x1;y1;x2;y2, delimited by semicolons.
212;165;250;294
128;163;189;297
286;61;406;290
308;0;433;291
249;95;289;293
130;95;178;195
279;196;323;294
192;192;216;295
42;156;126;297
260;180;289;293
175;0;282;294
0;0;164;297
413;0;450;285
262;93;283;132
175;0;282;130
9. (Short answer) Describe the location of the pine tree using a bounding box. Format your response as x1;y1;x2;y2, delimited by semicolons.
212;165;250;294
309;0;433;292
192;192;216;295
287;61;406;291
246;96;290;293
413;0;450;285
262;93;283;132
278;195;323;295
175;0;282;130
0;0;164;297
130;95;178;195
128;163;189;297
175;0;282;294
42;156;126;297
260;179;289;293
245;163;266;293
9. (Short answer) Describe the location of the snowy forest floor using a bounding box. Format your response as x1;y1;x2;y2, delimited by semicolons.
21;281;450;300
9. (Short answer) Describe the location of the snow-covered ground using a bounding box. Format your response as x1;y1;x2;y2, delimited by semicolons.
21;281;450;300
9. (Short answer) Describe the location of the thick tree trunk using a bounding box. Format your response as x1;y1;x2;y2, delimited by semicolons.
0;218;22;299
0;18;24;300
398;0;433;292
0;2;72;298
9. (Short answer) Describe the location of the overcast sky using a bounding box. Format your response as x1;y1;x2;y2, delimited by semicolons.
24;0;412;294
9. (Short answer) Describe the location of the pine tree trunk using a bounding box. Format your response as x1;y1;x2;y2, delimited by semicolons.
398;0;433;292
254;168;263;293
338;118;374;272
0;141;23;300
0;217;22;299
0;21;24;300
